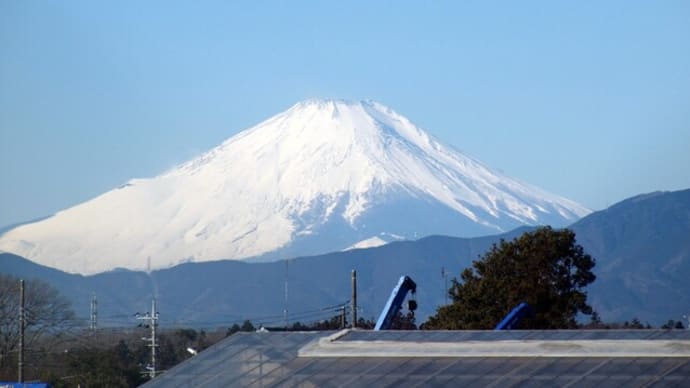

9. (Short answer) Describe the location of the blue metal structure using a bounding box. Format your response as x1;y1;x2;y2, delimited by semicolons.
494;302;532;330
374;276;417;330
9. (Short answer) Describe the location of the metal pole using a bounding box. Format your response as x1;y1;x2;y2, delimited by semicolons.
351;270;357;328
442;267;448;305
90;293;98;333
151;298;157;378
18;279;24;383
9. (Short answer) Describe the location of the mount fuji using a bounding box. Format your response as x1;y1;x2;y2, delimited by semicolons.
0;99;590;274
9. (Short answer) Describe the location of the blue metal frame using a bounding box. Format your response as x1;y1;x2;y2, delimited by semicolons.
374;276;417;330
494;302;532;330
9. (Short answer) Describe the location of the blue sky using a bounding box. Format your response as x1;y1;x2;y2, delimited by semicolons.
1;1;689;226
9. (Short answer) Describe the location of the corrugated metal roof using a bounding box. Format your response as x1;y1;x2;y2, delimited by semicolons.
142;330;690;387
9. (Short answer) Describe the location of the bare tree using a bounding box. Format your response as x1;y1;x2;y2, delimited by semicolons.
0;274;76;371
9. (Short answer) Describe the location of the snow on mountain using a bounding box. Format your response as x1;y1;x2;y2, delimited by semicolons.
344;236;390;251
0;99;590;274
343;233;404;251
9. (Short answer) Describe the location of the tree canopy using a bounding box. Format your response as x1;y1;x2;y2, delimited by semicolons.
0;274;76;373
423;227;596;330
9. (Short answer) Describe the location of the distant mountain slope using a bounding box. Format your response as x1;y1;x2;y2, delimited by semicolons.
2;189;687;327
0;228;534;327
0;252;154;322
0;99;588;274
570;189;690;324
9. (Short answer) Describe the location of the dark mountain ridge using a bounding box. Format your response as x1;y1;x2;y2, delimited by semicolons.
1;189;689;327
570;189;690;324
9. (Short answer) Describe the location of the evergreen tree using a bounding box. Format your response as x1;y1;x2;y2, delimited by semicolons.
240;320;255;332
424;227;596;329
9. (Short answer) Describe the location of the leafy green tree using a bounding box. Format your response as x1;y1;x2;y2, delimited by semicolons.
154;328;213;370
52;339;148;387
424;227;596;330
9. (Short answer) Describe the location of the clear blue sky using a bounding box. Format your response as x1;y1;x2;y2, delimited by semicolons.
1;1;689;226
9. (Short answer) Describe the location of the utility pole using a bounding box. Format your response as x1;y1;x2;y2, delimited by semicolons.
137;299;159;378
90;293;98;334
151;299;157;378
351;270;357;328
340;305;347;329
442;267;448;305
284;259;289;330
18;279;24;383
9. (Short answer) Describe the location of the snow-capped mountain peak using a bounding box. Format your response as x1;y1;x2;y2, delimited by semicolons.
0;99;589;274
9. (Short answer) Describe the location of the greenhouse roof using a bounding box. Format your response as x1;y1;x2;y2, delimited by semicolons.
142;329;690;387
